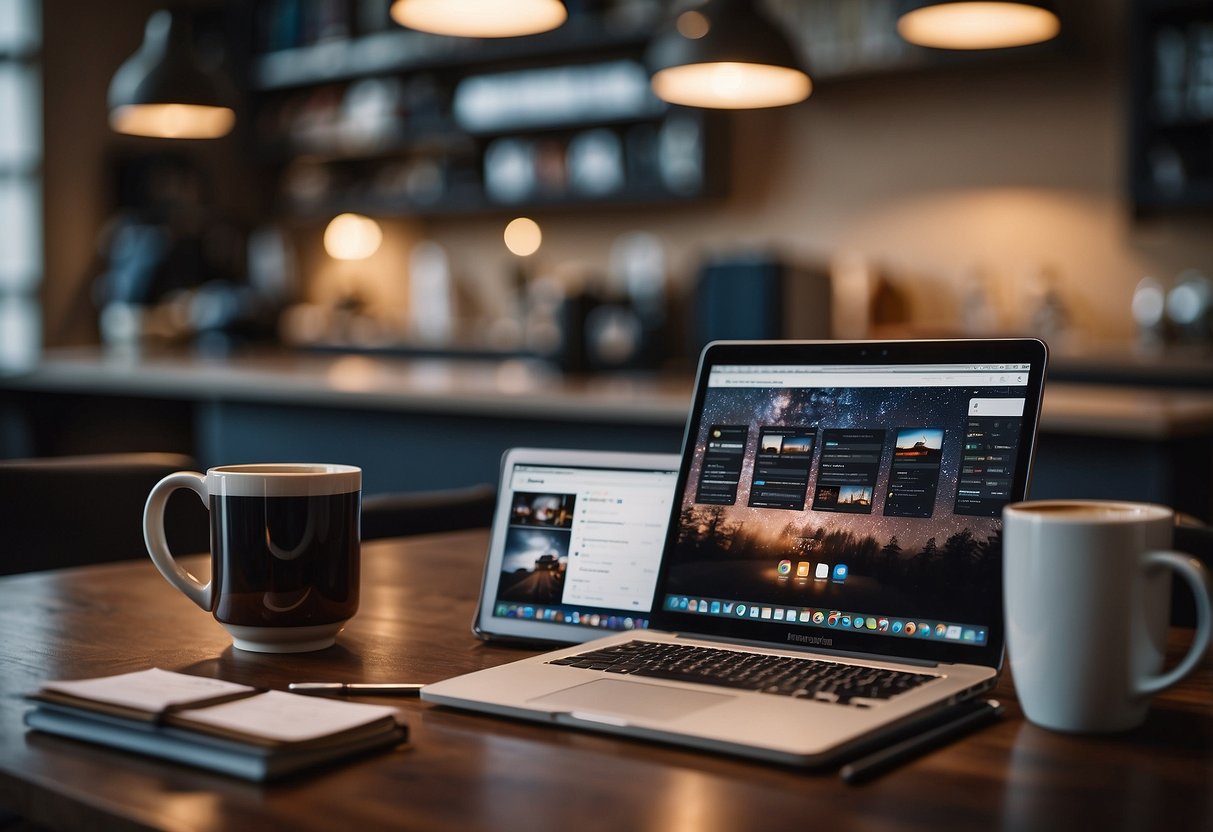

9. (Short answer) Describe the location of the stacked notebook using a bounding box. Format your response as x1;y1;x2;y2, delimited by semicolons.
24;668;407;781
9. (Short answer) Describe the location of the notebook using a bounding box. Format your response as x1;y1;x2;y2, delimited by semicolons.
473;447;681;645
423;338;1048;767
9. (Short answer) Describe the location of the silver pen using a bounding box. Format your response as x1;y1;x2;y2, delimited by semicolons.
288;682;425;696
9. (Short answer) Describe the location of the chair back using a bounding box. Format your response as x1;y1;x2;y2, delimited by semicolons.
0;453;209;575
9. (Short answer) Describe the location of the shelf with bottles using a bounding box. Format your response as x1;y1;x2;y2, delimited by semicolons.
1129;0;1213;215
248;2;724;218
274;107;725;219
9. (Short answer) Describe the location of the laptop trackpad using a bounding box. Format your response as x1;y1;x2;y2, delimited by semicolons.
530;679;733;722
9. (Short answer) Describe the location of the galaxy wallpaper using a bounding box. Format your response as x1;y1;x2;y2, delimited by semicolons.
669;385;1014;624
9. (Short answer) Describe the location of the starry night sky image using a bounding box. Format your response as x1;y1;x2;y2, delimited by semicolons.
668;385;1014;623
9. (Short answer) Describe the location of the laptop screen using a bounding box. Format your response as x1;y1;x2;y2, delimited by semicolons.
487;459;679;636
651;339;1048;668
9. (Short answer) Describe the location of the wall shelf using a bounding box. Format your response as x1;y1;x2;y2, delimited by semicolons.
1128;0;1213;216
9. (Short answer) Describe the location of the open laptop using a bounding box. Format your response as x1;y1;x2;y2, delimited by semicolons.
424;339;1048;766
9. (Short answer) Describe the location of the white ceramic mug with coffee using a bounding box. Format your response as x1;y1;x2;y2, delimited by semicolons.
1003;500;1211;732
143;463;361;653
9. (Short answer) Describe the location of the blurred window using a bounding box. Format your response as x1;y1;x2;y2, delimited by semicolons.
0;0;40;370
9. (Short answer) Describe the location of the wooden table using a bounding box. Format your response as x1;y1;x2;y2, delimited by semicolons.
1;530;1209;831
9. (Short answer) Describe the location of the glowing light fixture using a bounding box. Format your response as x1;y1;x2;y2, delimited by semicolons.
108;10;235;139
503;217;542;257
390;0;567;38
897;1;1060;50
646;0;810;110
324;214;383;261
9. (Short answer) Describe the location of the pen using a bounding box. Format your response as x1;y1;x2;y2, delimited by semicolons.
288;682;425;696
840;698;1004;785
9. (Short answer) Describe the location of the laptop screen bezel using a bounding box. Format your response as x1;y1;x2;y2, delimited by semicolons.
648;338;1049;670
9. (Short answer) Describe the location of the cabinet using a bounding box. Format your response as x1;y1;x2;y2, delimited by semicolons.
246;0;726;218
1129;0;1213;214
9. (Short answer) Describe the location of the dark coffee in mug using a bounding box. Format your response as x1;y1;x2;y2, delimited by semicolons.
144;463;362;653
212;491;360;628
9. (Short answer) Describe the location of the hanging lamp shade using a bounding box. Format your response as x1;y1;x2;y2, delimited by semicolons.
646;0;811;109
390;0;567;38
108;10;235;139
896;1;1060;50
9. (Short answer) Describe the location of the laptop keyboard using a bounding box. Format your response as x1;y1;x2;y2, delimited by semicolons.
546;641;938;707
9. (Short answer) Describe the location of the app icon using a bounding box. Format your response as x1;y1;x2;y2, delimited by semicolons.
854;617;865;629
761;607;773;619
815;562;830;580
946;625;962;640
667;596;679;610
787;609;797;621
832;563;849;582
523;607;534;619
866;618;878;630
774;609;785;621
688;600;698;612
750;606;760;618
904;621;917;636
590;614;601;626
963;629;976;642
877;618;890;632
920;623;931;636
608;616;618;628
891;620;904;634
736;604;747;616
496;604;508;616
935;623;948;637
796;561;810;578
827;611;840;627
710;601;721;614
799;610;811;623
723;602;734;614
624;617;634;629
778;560;792;576
679;598;689;611
841;616;852;628
812;611;826;625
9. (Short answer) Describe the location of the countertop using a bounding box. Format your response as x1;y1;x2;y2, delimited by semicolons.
5;347;1213;439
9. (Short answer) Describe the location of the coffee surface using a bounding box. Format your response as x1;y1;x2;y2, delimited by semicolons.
211;491;359;626
1012;502;1157;521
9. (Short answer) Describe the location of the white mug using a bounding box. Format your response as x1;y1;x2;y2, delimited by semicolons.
1003;500;1212;732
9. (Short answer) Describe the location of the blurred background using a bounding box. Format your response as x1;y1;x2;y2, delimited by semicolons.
1;0;1212;515
0;0;1207;372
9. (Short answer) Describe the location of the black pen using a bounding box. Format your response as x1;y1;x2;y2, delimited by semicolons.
840;698;1004;785
288;682;425;696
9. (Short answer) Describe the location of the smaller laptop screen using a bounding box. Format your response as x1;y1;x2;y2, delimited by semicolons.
651;339;1047;667
485;457;679;639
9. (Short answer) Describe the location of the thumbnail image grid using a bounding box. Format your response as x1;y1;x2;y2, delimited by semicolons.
498;492;577;605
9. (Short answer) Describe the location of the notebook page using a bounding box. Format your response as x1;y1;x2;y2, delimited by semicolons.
41;668;256;712
181;690;400;743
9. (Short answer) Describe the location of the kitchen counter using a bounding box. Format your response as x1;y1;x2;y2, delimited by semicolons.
3;348;1213;517
6;347;1213;437
0;348;691;425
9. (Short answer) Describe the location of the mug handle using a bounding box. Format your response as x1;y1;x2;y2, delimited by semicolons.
143;471;213;611
1136;551;1212;697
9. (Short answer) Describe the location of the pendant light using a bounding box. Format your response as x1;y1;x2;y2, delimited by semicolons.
390;0;567;38
896;1;1060;50
108;10;235;139
646;0;810;110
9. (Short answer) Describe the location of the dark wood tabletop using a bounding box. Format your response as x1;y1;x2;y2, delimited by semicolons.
1;529;1209;832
